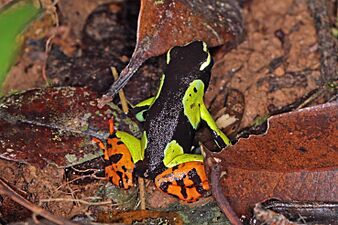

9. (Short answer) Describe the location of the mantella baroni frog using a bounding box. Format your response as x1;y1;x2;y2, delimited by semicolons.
93;41;231;202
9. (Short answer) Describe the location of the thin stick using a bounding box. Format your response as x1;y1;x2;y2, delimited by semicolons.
111;67;129;114
111;67;146;209
138;177;146;210
41;0;60;84
0;178;77;225
39;198;112;206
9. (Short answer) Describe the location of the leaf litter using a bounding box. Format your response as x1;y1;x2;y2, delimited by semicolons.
0;0;337;224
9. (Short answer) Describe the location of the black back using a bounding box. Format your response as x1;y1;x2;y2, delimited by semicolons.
135;41;213;179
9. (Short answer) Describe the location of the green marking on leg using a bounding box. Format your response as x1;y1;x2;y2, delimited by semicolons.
165;154;203;168
116;131;143;162
163;140;203;168
141;131;147;159
134;97;155;108
200;103;231;146
163;140;184;167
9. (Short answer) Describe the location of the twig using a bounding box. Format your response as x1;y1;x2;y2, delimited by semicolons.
0;178;77;225
307;0;337;84
41;0;60;84
55;169;104;193
111;67;129;114
39;197;112;206
138;177;146;210
111;67;146;210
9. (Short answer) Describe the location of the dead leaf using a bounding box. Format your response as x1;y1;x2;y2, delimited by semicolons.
97;210;183;225
255;199;338;224
105;0;244;98
57;0;115;37
205;102;338;218
209;0;322;130
0;87;140;168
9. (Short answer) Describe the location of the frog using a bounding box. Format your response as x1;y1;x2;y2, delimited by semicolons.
93;41;231;202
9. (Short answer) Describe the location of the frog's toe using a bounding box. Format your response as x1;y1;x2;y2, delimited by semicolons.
154;162;210;202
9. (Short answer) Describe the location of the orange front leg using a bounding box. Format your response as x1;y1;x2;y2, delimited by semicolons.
154;162;210;202
93;119;135;189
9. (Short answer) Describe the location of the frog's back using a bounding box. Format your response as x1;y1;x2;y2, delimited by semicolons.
135;41;213;179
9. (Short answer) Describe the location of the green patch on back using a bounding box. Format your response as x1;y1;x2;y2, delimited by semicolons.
116;131;143;162
182;80;205;129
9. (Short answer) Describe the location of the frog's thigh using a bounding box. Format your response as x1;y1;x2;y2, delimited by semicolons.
105;137;135;189
154;162;210;202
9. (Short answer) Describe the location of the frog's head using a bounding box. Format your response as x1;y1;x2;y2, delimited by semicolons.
165;41;213;84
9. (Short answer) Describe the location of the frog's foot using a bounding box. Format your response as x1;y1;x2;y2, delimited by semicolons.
93;119;135;189
154;162;210;202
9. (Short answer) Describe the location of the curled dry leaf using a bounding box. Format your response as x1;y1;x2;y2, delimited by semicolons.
255;199;338;224
105;0;244;99
204;102;338;218
0;87;140;168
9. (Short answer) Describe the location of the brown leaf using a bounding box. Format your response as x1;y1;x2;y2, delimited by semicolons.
97;210;183;225
0;87;140;168
57;0;115;37
255;199;338;224
205;102;338;218
105;0;244;98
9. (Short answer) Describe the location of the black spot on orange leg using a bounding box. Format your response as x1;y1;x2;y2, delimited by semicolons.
154;162;210;202
92;118;135;189
105;138;135;189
